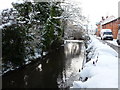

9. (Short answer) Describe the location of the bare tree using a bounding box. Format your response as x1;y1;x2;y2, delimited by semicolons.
61;0;88;40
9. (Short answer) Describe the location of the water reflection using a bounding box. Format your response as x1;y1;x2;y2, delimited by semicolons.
36;64;42;71
57;42;82;88
64;42;81;57
24;75;28;86
2;42;83;88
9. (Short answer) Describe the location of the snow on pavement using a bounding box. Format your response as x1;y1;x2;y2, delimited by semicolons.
96;35;118;46
106;39;118;46
71;35;118;88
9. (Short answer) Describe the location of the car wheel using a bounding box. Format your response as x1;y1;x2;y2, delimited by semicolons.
117;40;120;45
118;42;120;45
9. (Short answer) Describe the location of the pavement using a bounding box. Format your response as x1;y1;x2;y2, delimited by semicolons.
96;36;120;89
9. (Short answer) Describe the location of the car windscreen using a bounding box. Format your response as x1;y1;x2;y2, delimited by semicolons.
103;32;112;35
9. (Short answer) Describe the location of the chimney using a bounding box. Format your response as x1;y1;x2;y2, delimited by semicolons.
106;16;108;19
102;16;105;21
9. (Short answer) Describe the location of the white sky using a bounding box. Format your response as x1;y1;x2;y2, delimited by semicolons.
81;0;120;28
0;0;119;29
0;0;15;10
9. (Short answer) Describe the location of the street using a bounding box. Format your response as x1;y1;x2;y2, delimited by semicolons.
98;38;120;58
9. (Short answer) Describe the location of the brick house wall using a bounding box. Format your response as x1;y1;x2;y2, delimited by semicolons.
97;17;120;39
96;24;101;36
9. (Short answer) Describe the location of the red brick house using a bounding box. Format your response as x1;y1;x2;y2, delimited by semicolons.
96;16;120;39
96;21;102;36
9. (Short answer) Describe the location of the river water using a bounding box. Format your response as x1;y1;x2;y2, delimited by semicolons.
2;41;85;89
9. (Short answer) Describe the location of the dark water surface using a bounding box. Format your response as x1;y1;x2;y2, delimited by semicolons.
2;42;84;89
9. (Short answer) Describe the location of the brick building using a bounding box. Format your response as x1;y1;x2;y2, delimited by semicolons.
96;16;120;39
96;22;101;36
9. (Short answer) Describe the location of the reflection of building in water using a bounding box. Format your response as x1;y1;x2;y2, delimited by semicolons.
57;41;85;88
64;42;80;57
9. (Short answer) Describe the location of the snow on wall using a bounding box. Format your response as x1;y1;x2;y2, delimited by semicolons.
71;35;118;88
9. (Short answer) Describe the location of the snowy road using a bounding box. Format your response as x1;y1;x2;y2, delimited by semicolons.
105;41;120;57
98;39;120;58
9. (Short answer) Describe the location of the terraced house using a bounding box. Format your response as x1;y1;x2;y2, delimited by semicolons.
96;16;120;39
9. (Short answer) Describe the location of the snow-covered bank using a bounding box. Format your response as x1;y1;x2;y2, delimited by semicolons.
71;35;118;88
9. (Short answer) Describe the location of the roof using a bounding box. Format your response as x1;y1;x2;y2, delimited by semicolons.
101;16;116;25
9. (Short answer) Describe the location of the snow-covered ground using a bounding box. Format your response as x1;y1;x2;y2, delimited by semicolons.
106;39;118;46
71;35;118;88
96;36;118;46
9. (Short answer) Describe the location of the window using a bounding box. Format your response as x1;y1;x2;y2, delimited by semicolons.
103;32;112;35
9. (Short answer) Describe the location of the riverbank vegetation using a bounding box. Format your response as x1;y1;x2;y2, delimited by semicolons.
1;0;88;75
2;1;64;74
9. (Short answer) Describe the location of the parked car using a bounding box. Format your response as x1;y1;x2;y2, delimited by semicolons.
100;29;113;40
117;24;120;45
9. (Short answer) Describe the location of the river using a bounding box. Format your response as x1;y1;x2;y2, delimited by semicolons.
2;41;85;89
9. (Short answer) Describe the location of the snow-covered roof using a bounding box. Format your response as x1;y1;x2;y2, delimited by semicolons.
101;16;117;25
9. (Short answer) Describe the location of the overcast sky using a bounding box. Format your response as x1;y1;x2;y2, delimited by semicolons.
0;0;119;28
0;0;14;10
81;0;119;27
